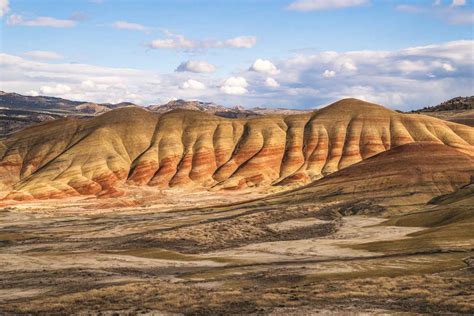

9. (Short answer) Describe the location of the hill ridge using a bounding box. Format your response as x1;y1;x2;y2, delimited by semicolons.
1;99;473;201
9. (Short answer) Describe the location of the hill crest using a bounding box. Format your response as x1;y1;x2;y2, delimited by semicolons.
0;98;473;202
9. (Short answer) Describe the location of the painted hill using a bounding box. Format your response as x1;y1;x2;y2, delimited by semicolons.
0;98;473;201
267;142;474;211
416;110;474;127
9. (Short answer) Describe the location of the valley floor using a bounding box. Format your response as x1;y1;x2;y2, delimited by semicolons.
0;192;473;315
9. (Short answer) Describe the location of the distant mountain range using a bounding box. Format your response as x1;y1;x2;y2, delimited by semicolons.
148;99;309;118
0;91;138;135
1;91;473;136
0;92;309;135
0;91;135;114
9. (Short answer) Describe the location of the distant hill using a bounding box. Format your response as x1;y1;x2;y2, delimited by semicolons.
149;99;309;118
0;91;137;114
0;91;138;135
148;99;257;118
416;96;474;112
0;92;311;135
412;96;474;127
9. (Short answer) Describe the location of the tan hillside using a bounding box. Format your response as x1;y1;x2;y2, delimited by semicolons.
420;109;474;127
266;142;474;212
0;98;473;201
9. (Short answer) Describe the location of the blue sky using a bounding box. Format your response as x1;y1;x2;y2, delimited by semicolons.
0;0;473;110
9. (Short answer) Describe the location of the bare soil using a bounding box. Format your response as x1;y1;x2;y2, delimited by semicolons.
0;192;472;315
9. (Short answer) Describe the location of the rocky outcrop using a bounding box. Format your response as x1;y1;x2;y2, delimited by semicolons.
1;98;473;201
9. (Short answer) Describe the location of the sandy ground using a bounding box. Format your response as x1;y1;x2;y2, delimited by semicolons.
0;192;472;314
207;216;424;263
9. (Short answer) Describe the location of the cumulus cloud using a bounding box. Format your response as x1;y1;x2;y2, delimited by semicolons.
176;60;216;73
0;0;9;17
221;76;248;95
288;0;369;11
269;40;473;109
0;53;212;105
265;77;280;88
0;40;472;110
7;14;76;27
0;53;158;104
81;80;96;90
23;51;63;61
224;36;257;48
249;59;280;75
40;84;72;95
26;90;39;96
112;21;149;32
149;31;256;50
322;70;336;78
181;79;206;90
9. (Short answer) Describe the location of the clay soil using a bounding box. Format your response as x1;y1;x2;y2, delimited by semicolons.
0;191;473;315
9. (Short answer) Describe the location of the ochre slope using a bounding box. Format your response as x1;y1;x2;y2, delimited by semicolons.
0;98;473;201
269;142;474;210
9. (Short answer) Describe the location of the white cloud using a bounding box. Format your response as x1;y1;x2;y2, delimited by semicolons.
269;40;473;109
81;80;96;90
397;1;473;25
0;53;157;104
224;36;257;48
221;76;248;95
23;51;63;61
40;84;72;95
0;40;472;110
341;61;357;71
0;0;9;17
181;79;206;90
441;62;455;72
176;60;216;73
249;59;280;75
265;77;280;88
322;70;336;78
149;35;194;49
288;0;369;11
452;0;466;6
26;90;39;96
7;14;76;28
112;21;149;32
149;31;256;50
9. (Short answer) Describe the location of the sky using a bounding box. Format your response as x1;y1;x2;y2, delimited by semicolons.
0;0;473;110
